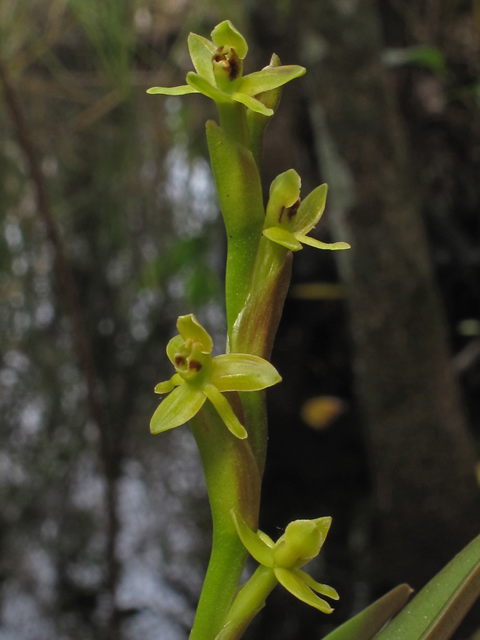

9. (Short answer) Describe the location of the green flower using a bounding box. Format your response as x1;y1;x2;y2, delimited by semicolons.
150;314;281;439
263;169;351;252
147;20;305;117
232;510;339;613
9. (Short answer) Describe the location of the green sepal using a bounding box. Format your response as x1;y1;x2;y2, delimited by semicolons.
239;65;306;96
263;227;303;251
294;569;339;600
211;20;248;59
231;510;275;567
273;567;335;613
147;85;199;96
295;183;328;234
188;33;217;85
166;334;185;365
232;92;273;116
211;354;282;392
150;384;206;434
203;384;247;439
176;313;213;352
295;234;351;251
186;72;230;103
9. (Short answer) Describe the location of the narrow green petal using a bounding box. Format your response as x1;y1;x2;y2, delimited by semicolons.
176;314;213;353
295;234;351;251
231;510;275;567
211;20;248;59
263;227;303;251
202;383;247;439
294;569;339;600
187;33;217;85
166;334;185;365
150;384;206;434
232;92;273;116
147;85;200;96
154;378;175;394
274;567;335;613
186;71;230;103
239;65;306;96
211;354;281;391
295;184;328;234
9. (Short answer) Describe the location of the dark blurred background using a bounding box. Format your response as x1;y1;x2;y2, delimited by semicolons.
1;1;480;639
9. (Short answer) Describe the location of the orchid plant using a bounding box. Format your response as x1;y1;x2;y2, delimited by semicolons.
148;19;480;640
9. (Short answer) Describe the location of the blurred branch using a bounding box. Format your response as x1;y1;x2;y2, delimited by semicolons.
0;56;120;640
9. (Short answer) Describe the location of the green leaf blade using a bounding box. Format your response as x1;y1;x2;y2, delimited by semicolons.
321;584;413;640
375;533;480;640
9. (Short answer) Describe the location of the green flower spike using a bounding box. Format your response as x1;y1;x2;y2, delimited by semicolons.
147;20;305;117
150;314;282;439
232;510;339;613
263;169;351;252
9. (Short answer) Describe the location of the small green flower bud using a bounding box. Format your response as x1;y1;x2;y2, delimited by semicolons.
273;520;322;569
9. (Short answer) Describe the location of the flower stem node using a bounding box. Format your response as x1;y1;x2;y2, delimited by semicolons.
263;169;352;252
150;314;281;439
147;20;305;118
231;510;339;613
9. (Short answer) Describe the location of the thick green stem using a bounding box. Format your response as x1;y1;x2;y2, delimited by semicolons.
189;402;261;640
217;101;250;147
216;566;278;640
206;120;265;337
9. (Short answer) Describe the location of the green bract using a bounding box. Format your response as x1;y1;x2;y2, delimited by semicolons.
147;20;305;117
150;314;282;439
263;169;351;252
232;510;339;613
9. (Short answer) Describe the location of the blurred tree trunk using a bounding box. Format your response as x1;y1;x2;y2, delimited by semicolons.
252;0;480;589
